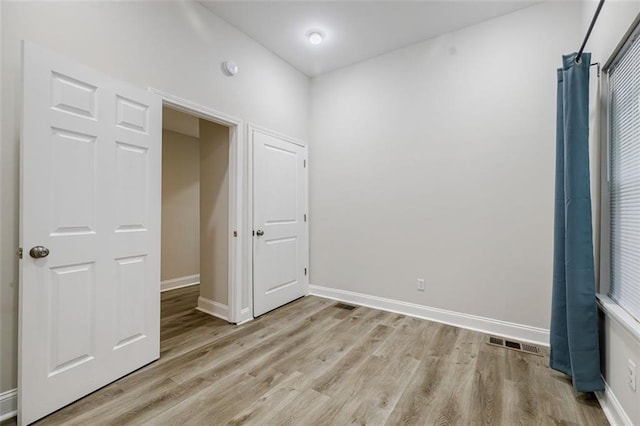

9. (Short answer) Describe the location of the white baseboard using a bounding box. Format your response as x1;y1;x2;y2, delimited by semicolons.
309;285;550;346
196;296;229;321
596;378;633;426
0;389;17;422
161;274;200;292
235;307;253;325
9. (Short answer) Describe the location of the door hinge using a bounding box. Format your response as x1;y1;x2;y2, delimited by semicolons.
304;214;307;222
17;248;23;259
233;231;238;237
304;159;307;168
304;268;307;276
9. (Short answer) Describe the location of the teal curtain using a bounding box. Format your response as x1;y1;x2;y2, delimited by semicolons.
550;52;603;392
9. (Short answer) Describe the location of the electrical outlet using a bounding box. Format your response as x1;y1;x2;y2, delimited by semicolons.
629;359;636;392
417;279;425;292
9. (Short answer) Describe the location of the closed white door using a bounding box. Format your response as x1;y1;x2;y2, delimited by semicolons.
252;130;308;317
19;43;161;425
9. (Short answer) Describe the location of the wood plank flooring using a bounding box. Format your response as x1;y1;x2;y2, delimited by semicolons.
15;285;607;425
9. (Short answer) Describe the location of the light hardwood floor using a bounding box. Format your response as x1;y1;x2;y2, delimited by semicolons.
8;285;607;425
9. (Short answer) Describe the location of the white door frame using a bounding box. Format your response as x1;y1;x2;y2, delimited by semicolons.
149;89;248;324
247;124;309;317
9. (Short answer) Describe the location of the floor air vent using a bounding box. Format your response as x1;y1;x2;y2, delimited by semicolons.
489;336;504;346
521;343;541;355
487;336;542;356
335;302;357;310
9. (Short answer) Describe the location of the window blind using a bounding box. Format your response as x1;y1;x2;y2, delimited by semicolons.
609;31;640;320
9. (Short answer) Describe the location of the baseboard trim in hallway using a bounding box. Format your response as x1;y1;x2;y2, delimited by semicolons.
196;296;229;321
0;389;17;422
161;274;200;292
309;284;550;347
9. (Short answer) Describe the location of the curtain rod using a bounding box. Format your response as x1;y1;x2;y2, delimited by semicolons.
576;0;606;63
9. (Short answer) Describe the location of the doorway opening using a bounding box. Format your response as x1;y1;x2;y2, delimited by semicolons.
153;89;248;325
160;105;231;324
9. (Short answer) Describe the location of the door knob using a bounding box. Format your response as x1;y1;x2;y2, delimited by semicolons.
256;230;264;236
29;246;49;259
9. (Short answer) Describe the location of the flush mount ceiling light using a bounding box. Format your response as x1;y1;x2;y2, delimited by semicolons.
307;31;324;45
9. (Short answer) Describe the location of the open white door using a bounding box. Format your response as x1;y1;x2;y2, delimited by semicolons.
19;42;161;425
252;130;308;317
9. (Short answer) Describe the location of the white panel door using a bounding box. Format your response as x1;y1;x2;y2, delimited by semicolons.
19;42;161;425
253;130;308;317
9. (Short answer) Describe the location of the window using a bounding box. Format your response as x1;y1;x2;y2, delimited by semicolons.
608;30;640;320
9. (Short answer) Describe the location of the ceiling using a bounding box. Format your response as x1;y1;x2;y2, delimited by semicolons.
201;1;539;77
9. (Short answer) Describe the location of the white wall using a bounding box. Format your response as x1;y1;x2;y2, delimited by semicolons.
309;1;583;333
0;1;310;394
199;120;230;307
161;129;201;282
584;1;640;423
583;1;640;65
